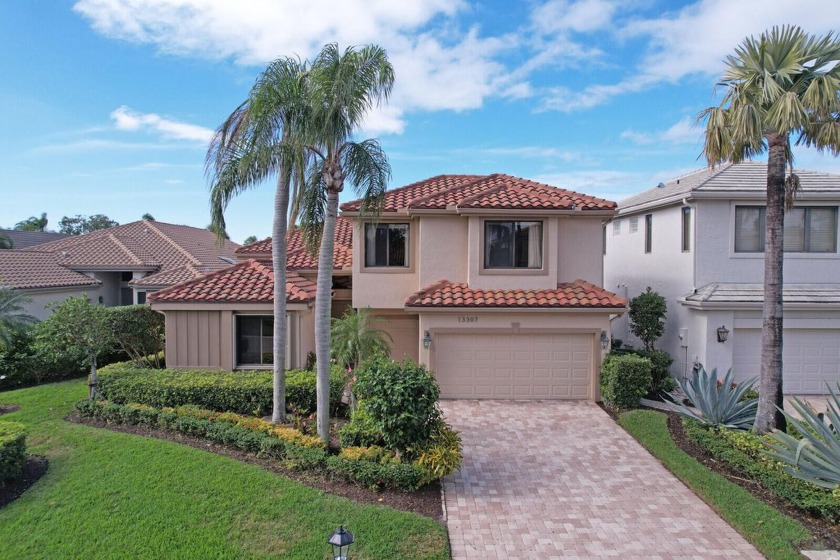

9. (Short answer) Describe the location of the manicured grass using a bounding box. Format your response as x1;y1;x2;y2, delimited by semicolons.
618;409;809;560
0;380;450;559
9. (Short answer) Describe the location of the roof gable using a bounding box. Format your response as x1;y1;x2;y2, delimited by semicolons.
235;217;353;270
0;250;100;290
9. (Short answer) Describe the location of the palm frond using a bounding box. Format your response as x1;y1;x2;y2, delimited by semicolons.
341;139;390;217
0;288;36;348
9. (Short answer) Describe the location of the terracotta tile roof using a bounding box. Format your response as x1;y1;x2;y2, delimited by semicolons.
0;250;100;290
129;263;230;288
235;217;354;270
19;220;239;288
405;279;626;309
148;259;316;304
341;174;616;213
0;229;68;250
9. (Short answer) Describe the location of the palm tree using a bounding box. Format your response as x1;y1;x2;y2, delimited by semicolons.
208;56;311;424
698;26;840;433
0;231;12;249
302;43;394;441
0;288;36;348
14;212;48;232
330;307;392;370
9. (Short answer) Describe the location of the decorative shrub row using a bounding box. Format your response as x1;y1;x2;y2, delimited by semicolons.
683;419;840;522
75;400;429;491
97;362;348;417
0;421;26;485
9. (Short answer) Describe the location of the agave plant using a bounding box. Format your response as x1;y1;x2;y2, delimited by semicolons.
665;366;758;429
763;385;840;489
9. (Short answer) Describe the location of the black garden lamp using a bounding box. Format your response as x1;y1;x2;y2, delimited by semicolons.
328;525;355;560
717;325;729;343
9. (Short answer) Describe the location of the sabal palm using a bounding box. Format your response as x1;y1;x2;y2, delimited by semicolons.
330;307;393;370
302;43;394;441
208;56;311;424
699;25;840;433
0;288;36;348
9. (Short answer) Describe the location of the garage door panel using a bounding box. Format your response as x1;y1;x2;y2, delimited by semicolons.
733;328;840;394
434;332;593;399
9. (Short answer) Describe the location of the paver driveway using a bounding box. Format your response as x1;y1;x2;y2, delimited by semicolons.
440;400;762;559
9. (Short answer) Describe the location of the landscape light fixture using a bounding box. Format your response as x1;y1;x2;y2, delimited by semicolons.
423;330;432;349
717;325;729;343
600;331;609;350
328;525;355;560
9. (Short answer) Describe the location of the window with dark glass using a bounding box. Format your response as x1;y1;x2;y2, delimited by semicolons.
735;206;837;253
364;223;408;267
236;316;274;365
681;207;691;252
645;214;653;253
484;221;543;269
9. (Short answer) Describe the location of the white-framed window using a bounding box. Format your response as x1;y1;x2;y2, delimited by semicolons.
484;220;543;269
735;206;837;253
681;207;691;253
629;216;639;233
613;220;621;235
364;223;409;267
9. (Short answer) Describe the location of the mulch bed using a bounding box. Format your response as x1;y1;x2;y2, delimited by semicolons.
0;456;49;510
0;404;21;416
67;413;443;521
599;402;839;550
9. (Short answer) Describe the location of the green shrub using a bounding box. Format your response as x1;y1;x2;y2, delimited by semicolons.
107;305;164;369
326;454;424;491
97;362;347;416
338;402;383;448
685;419;840;522
628;287;666;351
411;419;463;485
354;357;441;454
600;353;653;408
666;367;757;429
0;421;26;485
634;349;675;393
0;328;85;391
284;445;328;471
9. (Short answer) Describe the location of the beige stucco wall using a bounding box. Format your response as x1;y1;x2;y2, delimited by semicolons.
557;217;604;285
372;311;419;362
21;288;102;320
351;218;420;309
417;217;469;287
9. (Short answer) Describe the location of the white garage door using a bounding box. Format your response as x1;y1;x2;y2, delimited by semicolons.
432;332;594;399
733;329;840;394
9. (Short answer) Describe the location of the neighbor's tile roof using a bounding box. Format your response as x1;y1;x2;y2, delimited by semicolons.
619;162;840;214
0;250;100;290
18;220;239;288
148;259;316;304
0;229;67;250
341;174;616;213
235;217;354;270
684;283;840;306
405;279;626;309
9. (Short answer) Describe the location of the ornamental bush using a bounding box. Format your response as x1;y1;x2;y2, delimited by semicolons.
97;362;347;416
353;357;441;455
107;305;164;368
338;402;384;448
0;421;26;485
600;353;653;409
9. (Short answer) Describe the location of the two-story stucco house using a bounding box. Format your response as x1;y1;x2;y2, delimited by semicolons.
605;162;840;394
150;173;626;400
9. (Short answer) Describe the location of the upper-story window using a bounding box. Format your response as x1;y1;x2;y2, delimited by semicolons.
644;214;653;253
735;206;838;253
629;216;639;233
484;221;543;269
364;223;409;267
681;207;691;253
612;220;621;235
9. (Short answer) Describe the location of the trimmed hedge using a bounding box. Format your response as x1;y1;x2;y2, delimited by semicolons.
97;362;348;416
75;400;428;491
600;353;653;408
684;419;840;522
0;421;26;485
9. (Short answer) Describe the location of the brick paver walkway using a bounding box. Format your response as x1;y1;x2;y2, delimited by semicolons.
440;400;762;559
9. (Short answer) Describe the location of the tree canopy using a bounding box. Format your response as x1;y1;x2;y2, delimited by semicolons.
59;214;119;235
14;213;48;232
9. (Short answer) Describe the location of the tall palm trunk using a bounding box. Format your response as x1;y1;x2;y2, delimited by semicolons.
315;173;341;441
271;166;291;424
754;133;787;434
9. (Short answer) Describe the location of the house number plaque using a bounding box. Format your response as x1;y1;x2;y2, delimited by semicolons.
457;316;478;323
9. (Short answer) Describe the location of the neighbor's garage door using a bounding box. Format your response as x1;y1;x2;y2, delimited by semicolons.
432;332;594;399
733;329;840;394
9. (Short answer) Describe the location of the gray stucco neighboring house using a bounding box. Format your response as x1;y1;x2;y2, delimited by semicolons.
604;161;840;394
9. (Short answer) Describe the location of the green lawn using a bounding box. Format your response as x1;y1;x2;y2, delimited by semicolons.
619;409;810;560
0;380;450;559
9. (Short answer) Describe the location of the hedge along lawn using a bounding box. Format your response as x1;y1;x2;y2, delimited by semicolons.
0;380;450;560
618;410;809;560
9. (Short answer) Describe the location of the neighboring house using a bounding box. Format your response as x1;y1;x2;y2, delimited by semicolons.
604;162;840;394
150;174;625;400
0;220;239;319
0;229;67;249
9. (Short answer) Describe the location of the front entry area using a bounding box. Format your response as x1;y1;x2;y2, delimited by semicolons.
431;332;595;399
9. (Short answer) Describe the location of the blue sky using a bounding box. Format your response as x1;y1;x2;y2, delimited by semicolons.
2;0;839;242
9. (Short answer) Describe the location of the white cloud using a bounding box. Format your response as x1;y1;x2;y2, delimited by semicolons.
110;106;213;142
621;116;702;146
531;0;618;34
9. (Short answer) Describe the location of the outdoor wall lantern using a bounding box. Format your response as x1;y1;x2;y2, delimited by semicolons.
328;526;354;560
717;325;730;343
423;330;432;349
600;331;609;350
